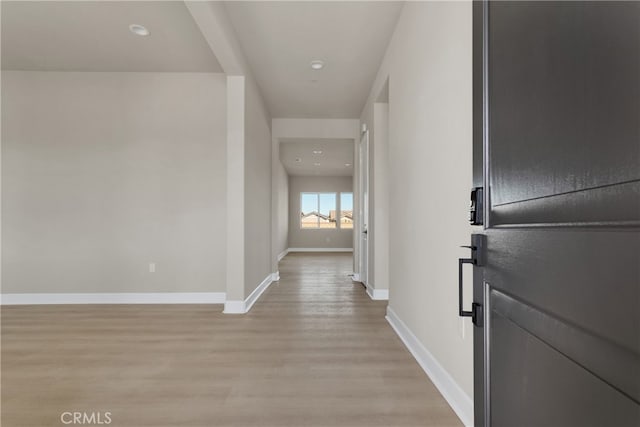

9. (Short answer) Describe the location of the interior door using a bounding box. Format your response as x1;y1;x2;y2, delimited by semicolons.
471;2;640;426
359;129;369;286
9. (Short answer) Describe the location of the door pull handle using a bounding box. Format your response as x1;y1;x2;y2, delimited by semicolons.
459;257;475;319
458;235;486;326
458;256;483;326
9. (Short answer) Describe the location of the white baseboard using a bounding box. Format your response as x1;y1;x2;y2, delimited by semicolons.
223;273;274;314
352;274;387;301
288;247;353;252
386;306;473;427
222;300;245;314
0;292;226;305
245;273;273;312
365;284;389;300
277;249;289;261
271;271;280;281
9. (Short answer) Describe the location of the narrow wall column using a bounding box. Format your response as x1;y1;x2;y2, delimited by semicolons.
224;76;245;311
372;102;389;292
270;135;280;275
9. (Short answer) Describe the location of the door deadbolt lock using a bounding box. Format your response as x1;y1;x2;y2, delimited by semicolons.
469;187;483;226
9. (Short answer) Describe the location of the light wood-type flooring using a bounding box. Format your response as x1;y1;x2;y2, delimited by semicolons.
1;253;462;426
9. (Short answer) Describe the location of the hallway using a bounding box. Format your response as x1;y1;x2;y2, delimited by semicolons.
1;253;461;427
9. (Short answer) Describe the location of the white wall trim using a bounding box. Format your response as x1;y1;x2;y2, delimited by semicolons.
244;273;272;312
0;292;226;305
365;284;389;301
386;306;473;427
223;273;274;314
352;273;361;282
222;300;245;314
271;271;280;282
288;247;353;253
277;249;289;261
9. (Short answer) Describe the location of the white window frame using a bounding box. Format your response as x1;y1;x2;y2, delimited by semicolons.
338;192;354;229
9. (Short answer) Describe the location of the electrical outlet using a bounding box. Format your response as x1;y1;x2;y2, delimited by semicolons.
149;262;156;273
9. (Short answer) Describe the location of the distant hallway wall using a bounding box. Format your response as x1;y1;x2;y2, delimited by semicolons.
288;176;353;249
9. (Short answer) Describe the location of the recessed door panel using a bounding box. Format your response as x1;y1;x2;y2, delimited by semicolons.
488;1;640;226
491;308;640;427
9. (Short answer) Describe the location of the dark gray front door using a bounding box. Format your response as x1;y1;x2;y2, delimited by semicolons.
472;2;640;426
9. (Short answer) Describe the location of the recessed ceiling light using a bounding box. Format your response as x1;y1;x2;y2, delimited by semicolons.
313;162;321;166
129;24;150;36
312;150;323;154
310;60;325;70
345;163;352;167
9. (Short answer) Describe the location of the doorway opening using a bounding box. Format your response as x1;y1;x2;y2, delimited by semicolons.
355;76;390;300
276;137;356;272
357;127;370;287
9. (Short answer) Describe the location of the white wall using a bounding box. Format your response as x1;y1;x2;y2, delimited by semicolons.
274;161;289;259
361;0;474;421
225;76;246;302
244;76;273;297
272;119;359;141
187;1;274;307
2;71;227;294
288;175;353;249
270;134;288;272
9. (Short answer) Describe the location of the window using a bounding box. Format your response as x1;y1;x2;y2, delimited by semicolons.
300;192;353;230
300;193;336;229
340;193;354;229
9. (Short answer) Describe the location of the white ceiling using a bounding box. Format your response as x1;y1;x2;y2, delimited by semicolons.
280;139;354;177
225;1;403;119
1;1;222;72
